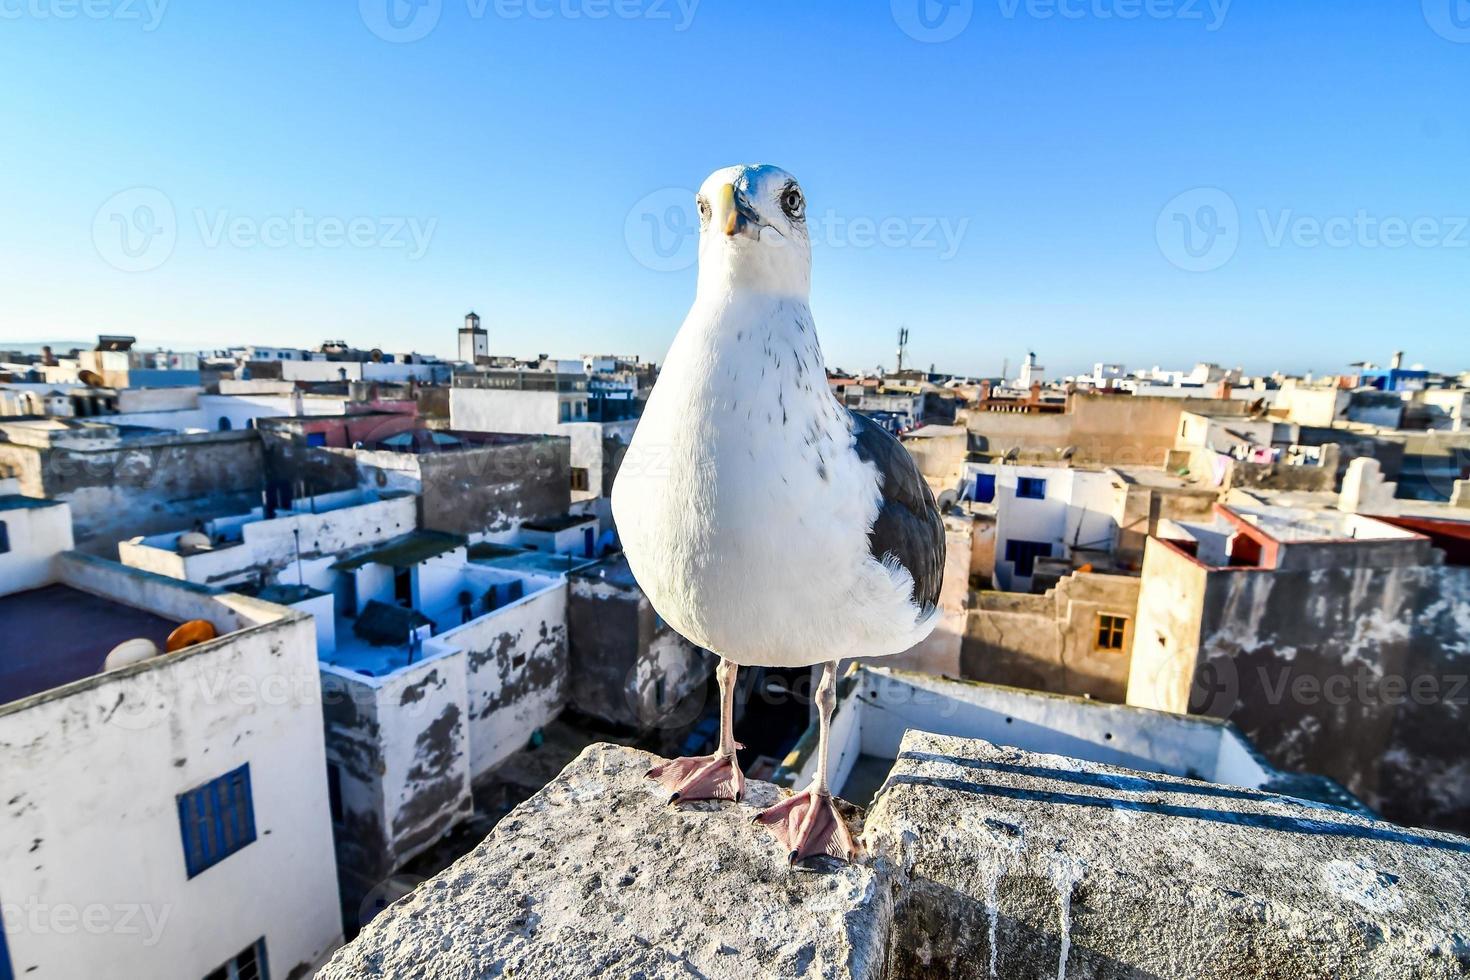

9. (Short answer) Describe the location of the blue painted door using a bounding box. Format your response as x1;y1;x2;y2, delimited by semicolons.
973;473;996;503
583;527;595;557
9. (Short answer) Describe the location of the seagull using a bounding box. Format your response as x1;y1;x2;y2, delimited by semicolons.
612;164;945;863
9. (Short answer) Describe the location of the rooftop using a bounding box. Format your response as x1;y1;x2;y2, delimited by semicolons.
0;584;180;706
467;542;600;576
1226;503;1417;543
331;530;466;572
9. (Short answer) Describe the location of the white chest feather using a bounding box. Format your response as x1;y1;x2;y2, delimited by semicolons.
612;293;934;667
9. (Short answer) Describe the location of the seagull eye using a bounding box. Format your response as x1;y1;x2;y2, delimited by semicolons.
697;196;712;227
780;186;805;220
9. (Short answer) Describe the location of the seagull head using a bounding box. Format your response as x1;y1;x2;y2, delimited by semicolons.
695;164;811;297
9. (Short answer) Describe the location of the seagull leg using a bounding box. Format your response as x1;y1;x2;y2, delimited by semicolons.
754;661;857;864
646;657;745;803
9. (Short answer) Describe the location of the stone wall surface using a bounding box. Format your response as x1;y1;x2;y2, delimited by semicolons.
318;743;891;980
871;731;1470;980
320;735;1470;980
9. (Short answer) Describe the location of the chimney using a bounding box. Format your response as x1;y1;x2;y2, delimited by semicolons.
1390;351;1404;371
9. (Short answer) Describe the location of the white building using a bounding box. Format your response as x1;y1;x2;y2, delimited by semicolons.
0;487;73;593
964;462;1121;591
117;492;588;927
450;374;639;504
0;537;342;978
775;665;1365;812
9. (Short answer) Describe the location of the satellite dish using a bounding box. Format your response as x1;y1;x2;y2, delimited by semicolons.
79;369;105;387
370;348;384;363
166;619;218;653
104;638;160;671
1002;447;1020;463
177;531;213;554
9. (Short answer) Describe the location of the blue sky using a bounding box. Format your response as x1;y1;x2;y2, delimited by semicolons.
1;0;1466;378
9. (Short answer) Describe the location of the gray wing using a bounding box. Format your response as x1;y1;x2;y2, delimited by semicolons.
849;411;945;610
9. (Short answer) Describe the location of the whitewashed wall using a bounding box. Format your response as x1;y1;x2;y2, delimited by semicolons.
0;499;73;595
0;596;342;979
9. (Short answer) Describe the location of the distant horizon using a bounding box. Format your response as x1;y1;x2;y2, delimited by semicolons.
2;331;1454;383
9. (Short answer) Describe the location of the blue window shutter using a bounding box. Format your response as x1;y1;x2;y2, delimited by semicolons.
178;764;256;878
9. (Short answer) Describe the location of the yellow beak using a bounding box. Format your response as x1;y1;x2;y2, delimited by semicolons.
719;183;739;237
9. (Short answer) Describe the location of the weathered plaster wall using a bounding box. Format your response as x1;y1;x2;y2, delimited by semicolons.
1127;537;1470;836
425;582;569;780
0;601;342;980
966;394;1245;468
964;572;1141;702
0;431;265;557
416;438;570;536
567;570;711;729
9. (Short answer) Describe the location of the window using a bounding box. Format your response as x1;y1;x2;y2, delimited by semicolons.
217;416;232;431
306;432;327;447
972;473;996;503
560;402;571;422
0;520;8;555
1015;477;1047;500
570;467;590;492
177;764;257;878
327;764;344;826
1097;614;1129;651
1003;539;1052;578
205;939;268;980
575;401;585;419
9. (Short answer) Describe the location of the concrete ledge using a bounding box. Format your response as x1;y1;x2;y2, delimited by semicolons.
321;735;1470;980
869;731;1470;980
318;743;892;980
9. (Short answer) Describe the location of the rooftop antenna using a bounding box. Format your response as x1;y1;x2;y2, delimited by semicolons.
895;326;909;374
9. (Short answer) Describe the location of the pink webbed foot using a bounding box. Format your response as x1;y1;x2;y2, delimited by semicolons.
646;749;745;803
754;788;858;865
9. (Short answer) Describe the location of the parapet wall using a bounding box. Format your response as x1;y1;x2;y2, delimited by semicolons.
321;732;1470;980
